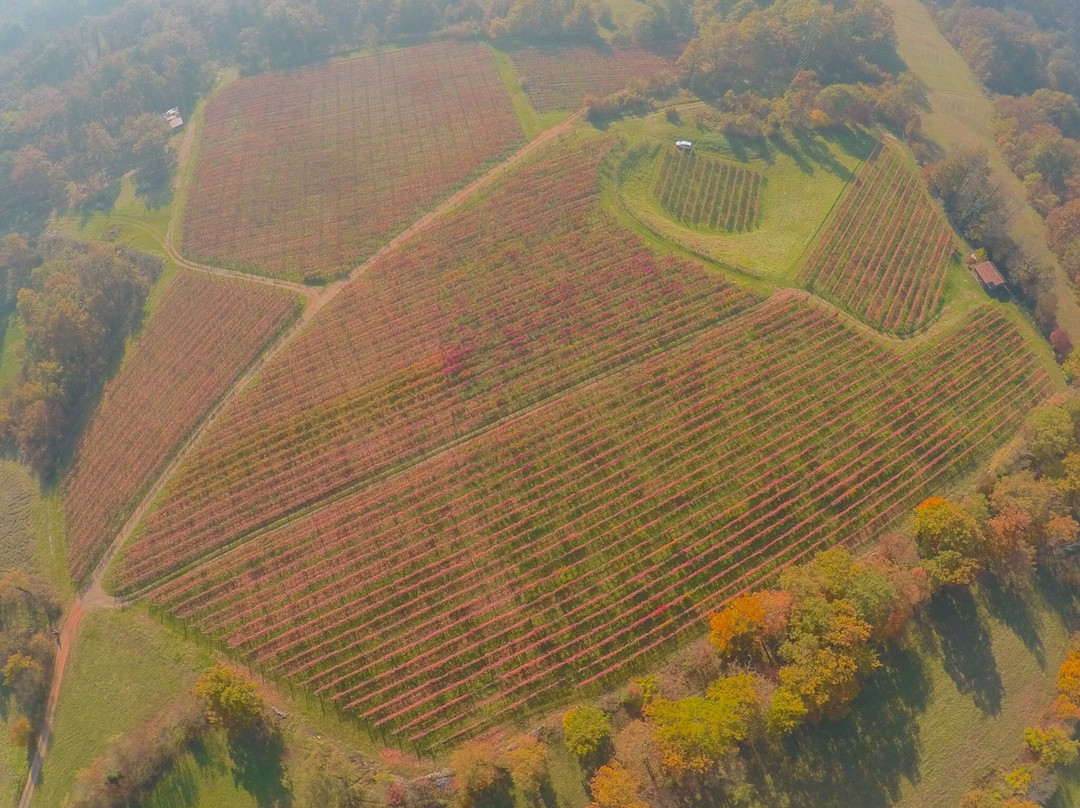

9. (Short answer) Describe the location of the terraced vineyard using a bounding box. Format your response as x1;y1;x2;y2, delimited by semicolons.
182;42;522;282
117;139;758;591
508;46;671;112
798;143;955;334
112;136;1051;745
63;271;299;583
653;150;765;231
138;299;1048;745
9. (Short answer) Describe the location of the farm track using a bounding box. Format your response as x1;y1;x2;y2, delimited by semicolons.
17;108;584;808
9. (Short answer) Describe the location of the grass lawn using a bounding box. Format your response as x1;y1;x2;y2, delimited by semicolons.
612;110;874;282
0;462;40;578
747;573;1079;808
142;731;258;808
1050;761;1080;807
882;0;1080;341
31;608;214;808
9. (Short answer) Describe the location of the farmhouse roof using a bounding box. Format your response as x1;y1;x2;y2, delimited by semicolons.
973;260;1005;289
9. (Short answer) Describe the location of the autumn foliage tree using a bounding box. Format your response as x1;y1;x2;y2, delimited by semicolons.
501;735;549;801
777;597;878;721
708;590;791;662
644;673;759;774
912;496;984;586
450;740;501;807
563;705;612;762
191;666;264;734
589;762;648;808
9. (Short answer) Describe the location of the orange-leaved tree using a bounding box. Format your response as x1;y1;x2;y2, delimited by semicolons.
708;590;792;662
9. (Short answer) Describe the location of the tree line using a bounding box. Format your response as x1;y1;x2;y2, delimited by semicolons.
587;0;928;144
0;234;160;475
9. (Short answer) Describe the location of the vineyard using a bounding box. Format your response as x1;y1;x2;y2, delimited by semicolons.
62;271;299;584
117;138;759;590
508;46;671;112
653;149;764;231
798;143;955;334
181;42;522;282
135;298;1049;745
109;138;1051;745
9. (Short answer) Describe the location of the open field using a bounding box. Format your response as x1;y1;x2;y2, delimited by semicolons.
0;461;70;598
141;731;258;808
0;462;39;576
117;137;759;591
181;42;523;282
616;119;874;279
799;143;955;334
882;0;1080;340
62;271;299;584
126;282;1049;744
508;45;672;112
653;149;765;231
30;608;213;808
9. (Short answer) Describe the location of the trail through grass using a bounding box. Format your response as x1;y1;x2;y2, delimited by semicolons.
491;47;568;139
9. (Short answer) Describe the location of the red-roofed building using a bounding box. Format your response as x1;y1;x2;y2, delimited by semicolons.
972;260;1006;294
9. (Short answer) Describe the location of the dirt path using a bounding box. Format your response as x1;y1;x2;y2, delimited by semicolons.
17;601;83;808
15;110;584;808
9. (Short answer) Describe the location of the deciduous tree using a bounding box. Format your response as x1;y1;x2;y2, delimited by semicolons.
192;666;263;733
589;762;647;808
501;735;548;800
450;740;500;807
563;705;611;761
644;673;759;774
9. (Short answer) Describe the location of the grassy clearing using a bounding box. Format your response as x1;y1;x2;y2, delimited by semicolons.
613;110;873;281
0;314;23;395
31;607;214;808
746;573;1078;808
1050;763;1080;807
0;461;37;576
882;0;1080;340
0;727;28;808
63;176;172;257
603;0;647;29
0;460;71;599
